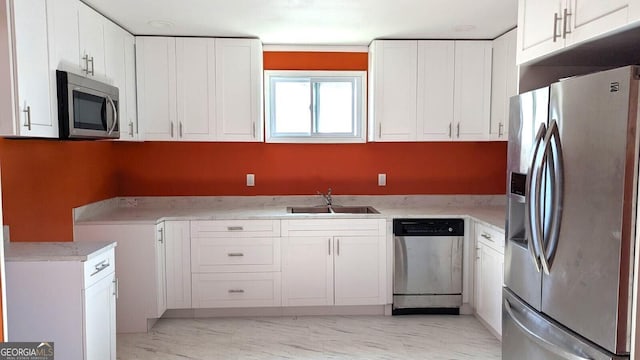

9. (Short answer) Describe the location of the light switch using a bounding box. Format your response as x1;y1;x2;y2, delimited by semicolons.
378;173;386;186
246;174;255;187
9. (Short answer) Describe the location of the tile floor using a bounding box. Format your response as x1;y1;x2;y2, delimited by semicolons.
117;315;501;359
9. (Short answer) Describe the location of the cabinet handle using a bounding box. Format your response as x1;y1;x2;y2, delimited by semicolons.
252;121;256;139
170;122;175;138
498;123;504;137
328;238;331;255
553;13;562;42
91;260;110;276
456;123;460;138
227;253;244;257
82;54;90;75
448;123;452;138
378;123;382;138
23;105;31;130
227;226;244;231
129;121;134;137
113;278;119;298
88;56;95;76
179;121;183;138
481;233;492;241
336;238;340;256
158;228;164;243
563;8;572;39
228;289;245;294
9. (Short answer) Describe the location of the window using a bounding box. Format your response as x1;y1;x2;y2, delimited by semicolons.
264;70;366;143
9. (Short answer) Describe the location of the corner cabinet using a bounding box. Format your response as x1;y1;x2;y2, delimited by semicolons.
281;219;387;306
517;0;632;64
0;0;57;138
369;39;492;142
137;36;263;142
75;223;167;333
474;221;504;339
490;29;518;141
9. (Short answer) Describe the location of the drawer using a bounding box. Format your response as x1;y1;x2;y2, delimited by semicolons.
191;220;280;238
475;222;505;252
282;219;385;237
192;272;281;308
191;237;280;273
83;247;115;289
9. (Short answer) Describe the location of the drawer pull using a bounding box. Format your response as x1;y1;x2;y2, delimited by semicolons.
227;226;244;231
481;233;492;241
227;253;244;257
91;260;110;276
228;289;245;294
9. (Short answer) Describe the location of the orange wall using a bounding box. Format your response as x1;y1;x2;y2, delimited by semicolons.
0;139;117;241
0;51;507;242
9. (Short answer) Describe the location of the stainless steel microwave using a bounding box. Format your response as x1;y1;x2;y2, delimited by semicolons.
56;70;119;139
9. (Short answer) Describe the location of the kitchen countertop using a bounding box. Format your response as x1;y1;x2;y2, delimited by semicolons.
74;195;506;231
5;241;117;262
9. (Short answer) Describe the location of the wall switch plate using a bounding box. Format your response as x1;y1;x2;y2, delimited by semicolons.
378;173;386;186
246;174;255;187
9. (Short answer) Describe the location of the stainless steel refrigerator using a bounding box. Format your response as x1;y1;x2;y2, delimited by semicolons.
504;66;640;360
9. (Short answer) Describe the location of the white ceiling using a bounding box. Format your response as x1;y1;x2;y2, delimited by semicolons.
82;0;518;45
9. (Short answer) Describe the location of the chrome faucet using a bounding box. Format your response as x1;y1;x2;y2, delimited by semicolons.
317;188;333;206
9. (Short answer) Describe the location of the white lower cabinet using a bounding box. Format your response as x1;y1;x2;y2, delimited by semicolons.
281;219;387;307
165;220;192;309
474;221;505;339
192;272;281;308
6;245;116;360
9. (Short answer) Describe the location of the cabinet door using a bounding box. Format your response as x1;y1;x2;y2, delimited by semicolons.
78;2;105;78
369;40;418;141
334;236;385;305
47;0;80;74
123;33;138;140
10;0;56;138
165;221;192;309
475;241;504;338
417;41;455;141
568;0;629;46
176;38;216;141
453;41;492;141
84;272;116;360
103;22;128;139
490;29;517;141
282;236;333;306
215;38;263;142
155;223;167;317
517;0;565;64
136;36;177;140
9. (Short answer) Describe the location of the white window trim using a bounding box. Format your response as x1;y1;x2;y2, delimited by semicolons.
264;70;367;144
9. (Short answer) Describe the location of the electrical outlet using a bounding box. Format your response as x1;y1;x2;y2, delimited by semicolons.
247;174;255;187
378;173;387;186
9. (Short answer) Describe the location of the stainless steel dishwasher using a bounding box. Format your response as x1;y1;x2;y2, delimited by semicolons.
393;218;464;315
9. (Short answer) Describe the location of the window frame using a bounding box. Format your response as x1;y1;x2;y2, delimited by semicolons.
264;70;367;143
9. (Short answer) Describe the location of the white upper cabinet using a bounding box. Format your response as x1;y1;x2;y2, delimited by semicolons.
176;38;216;141
454;41;492;141
123;34;138;140
417;41;455;141
137;37;263;142
0;0;56;138
518;0;631;64
368;40;418;141
78;2;106;78
215;38;263;142
136;36;177;141
48;0;80;73
490;29;518;141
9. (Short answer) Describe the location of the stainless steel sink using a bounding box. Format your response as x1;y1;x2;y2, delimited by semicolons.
287;206;379;214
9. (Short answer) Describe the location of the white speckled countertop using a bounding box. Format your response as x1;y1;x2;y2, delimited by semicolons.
74;195;506;231
5;241;117;262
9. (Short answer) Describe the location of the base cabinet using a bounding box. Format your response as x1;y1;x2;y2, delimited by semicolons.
474;222;505;339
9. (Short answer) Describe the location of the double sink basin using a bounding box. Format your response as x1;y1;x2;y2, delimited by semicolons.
287;205;380;214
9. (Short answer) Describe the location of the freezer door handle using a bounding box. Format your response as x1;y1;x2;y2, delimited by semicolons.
525;123;546;272
540;119;564;274
504;298;592;360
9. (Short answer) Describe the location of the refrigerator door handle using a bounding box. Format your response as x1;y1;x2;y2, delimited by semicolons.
525;123;547;272
504;298;592;360
540;119;564;274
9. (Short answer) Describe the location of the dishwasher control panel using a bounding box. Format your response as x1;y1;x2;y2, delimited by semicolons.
393;218;464;237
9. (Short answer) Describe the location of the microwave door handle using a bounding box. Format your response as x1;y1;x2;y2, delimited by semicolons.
106;95;118;135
